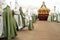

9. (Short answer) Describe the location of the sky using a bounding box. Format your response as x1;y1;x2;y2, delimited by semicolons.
0;0;60;12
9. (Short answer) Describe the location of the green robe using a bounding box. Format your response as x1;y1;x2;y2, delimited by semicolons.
28;20;34;30
32;14;37;23
51;13;54;21
57;13;60;22
56;14;58;22
19;7;25;28
18;15;20;26
19;7;34;30
3;6;17;40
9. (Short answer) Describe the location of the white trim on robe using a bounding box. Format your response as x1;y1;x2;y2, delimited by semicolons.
0;9;3;37
14;10;23;29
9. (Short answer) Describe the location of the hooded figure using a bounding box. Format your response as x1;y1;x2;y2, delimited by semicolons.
48;6;58;22
19;7;25;29
31;9;38;23
47;12;54;22
3;5;17;40
0;1;17;40
25;9;30;26
14;8;23;30
28;8;34;30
